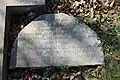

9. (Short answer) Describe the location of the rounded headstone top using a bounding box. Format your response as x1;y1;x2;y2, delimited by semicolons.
10;13;104;68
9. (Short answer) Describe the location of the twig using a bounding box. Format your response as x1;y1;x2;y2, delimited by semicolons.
110;0;116;8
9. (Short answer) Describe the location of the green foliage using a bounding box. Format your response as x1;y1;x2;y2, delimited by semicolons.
82;2;120;79
115;12;120;24
112;26;120;35
83;68;105;80
60;64;69;73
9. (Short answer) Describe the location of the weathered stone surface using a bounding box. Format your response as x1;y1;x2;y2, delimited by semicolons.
0;1;5;78
0;0;45;79
10;13;104;69
2;0;45;6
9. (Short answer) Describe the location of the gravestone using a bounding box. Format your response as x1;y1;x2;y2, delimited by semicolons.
10;13;104;69
0;0;45;79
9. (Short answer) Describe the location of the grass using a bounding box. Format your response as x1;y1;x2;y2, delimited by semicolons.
82;9;120;80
